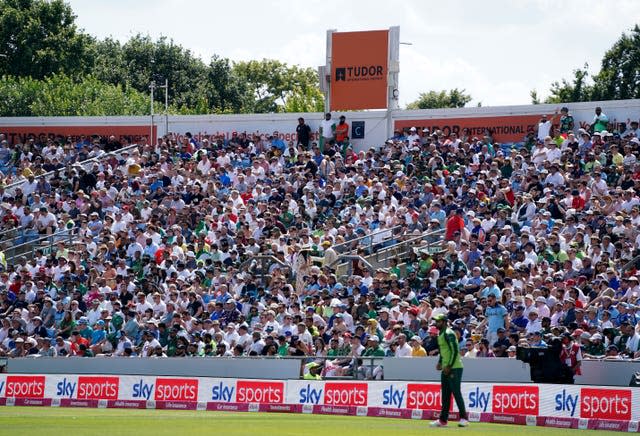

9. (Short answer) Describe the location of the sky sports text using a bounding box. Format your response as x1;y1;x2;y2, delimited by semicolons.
54;377;119;400
492;386;539;415
0;376;45;398
580;388;631;420
154;379;198;402
298;383;368;406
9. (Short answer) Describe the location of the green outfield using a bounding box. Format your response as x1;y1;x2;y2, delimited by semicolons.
0;407;623;436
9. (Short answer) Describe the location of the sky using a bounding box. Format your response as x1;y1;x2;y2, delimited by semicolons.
67;0;640;108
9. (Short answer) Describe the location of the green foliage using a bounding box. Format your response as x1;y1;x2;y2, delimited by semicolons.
284;86;325;113
0;1;325;115
0;0;95;79
233;59;323;113
406;88;472;109
545;25;640;103
0;74;149;116
205;55;251;114
591;24;640;100
545;64;593;104
530;89;541;105
93;34;210;111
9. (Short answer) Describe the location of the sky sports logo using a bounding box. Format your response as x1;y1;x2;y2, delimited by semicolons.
406;384;450;411
235;381;284;404
580;388;631;420
56;377;119;400
154;378;198;402
335;66;384;82
0;376;45;398
492;386;539;415
298;383;367;406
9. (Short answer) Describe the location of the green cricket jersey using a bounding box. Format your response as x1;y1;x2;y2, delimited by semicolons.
437;327;463;369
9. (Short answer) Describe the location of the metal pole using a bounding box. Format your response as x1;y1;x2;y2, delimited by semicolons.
387;26;400;143
325;29;336;114
164;79;169;139
150;81;155;144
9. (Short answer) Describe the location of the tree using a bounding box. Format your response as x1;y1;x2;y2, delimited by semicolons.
0;0;95;79
284;86;325;113
591;25;640;100
406;88;472;109
545;64;593;104
0;2;327;115
0;74;149;116
530;89;541;105
544;25;640;103
232;59;323;113
93;34;209;111
204;55;250;114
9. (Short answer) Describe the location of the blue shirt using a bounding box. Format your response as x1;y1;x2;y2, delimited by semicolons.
149;180;164;192
486;304;507;333
481;284;502;299
90;329;106;345
510;315;528;331
272;138;286;152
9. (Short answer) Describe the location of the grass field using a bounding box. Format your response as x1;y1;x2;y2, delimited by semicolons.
0;407;624;436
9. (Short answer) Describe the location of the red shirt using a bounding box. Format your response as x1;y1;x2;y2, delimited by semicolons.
71;337;89;356
335;122;349;142
560;342;582;375
572;196;585;210
445;215;465;240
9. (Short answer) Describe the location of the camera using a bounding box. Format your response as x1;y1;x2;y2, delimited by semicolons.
516;337;566;383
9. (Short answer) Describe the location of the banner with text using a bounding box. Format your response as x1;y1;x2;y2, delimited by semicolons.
0;374;638;432
330;30;389;111
1;125;155;146
395;115;542;144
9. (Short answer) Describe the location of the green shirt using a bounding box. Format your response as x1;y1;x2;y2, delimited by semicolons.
362;346;385;357
560;115;574;133
437;327;463;369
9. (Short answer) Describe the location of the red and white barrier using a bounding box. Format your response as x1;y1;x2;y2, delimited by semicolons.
0;374;638;432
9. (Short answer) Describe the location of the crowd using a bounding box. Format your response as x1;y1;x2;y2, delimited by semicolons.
0;107;639;381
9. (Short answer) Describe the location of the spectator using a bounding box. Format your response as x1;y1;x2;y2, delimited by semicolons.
0;115;638;370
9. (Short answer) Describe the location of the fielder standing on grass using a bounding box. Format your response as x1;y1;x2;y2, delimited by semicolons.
430;313;469;428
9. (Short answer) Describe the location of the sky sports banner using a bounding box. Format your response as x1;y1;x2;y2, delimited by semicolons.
0;375;637;431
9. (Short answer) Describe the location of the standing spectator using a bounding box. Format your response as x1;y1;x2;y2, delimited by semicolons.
296;117;311;150
560;332;582;384
335;115;349;146
483;294;508;347
319;113;335;150
445;208;465;241
591;106;609;133
536;112;556;142
394;334;412;357
559;107;574;134
409;336;427;357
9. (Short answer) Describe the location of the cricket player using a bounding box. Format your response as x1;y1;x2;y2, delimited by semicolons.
430;313;469;427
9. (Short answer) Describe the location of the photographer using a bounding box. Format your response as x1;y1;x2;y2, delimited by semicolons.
559;332;582;384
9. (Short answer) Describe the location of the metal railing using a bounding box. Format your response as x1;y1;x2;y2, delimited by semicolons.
239;255;292;287
3;142;142;197
330;228;446;279
370;227;446;266
332;225;403;256
2;228;76;265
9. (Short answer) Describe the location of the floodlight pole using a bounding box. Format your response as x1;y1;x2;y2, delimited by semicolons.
157;79;169;137
150;81;156;143
387;26;401;141
324;29;336;114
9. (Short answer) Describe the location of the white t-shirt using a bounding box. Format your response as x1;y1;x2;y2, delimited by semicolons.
320;119;335;139
395;343;413;358
537;120;552;141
